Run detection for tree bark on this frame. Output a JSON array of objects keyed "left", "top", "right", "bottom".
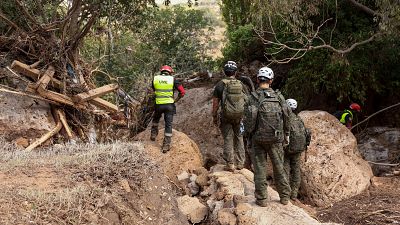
[{"left": 347, "top": 0, "right": 380, "bottom": 17}]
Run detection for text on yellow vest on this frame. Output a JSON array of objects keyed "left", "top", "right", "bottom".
[{"left": 153, "top": 75, "right": 174, "bottom": 104}]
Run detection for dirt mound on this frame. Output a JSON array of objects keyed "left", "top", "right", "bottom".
[
  {"left": 136, "top": 129, "right": 204, "bottom": 183},
  {"left": 0, "top": 91, "right": 55, "bottom": 142},
  {"left": 298, "top": 110, "right": 373, "bottom": 207},
  {"left": 318, "top": 176, "right": 400, "bottom": 225},
  {"left": 174, "top": 87, "right": 225, "bottom": 167},
  {"left": 0, "top": 140, "right": 188, "bottom": 225}
]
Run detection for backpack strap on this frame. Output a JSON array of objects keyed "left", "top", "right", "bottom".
[
  {"left": 220, "top": 79, "right": 230, "bottom": 105},
  {"left": 276, "top": 90, "right": 291, "bottom": 134}
]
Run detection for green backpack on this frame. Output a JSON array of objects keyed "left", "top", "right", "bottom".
[
  {"left": 221, "top": 79, "right": 245, "bottom": 121},
  {"left": 252, "top": 90, "right": 285, "bottom": 144},
  {"left": 287, "top": 112, "right": 308, "bottom": 153}
]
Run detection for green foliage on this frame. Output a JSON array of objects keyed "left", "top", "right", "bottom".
[
  {"left": 283, "top": 37, "right": 400, "bottom": 108},
  {"left": 82, "top": 5, "right": 215, "bottom": 95},
  {"left": 221, "top": 0, "right": 400, "bottom": 111},
  {"left": 222, "top": 24, "right": 263, "bottom": 63}
]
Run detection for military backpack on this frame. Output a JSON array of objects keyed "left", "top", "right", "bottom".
[
  {"left": 221, "top": 79, "right": 245, "bottom": 121},
  {"left": 287, "top": 112, "right": 308, "bottom": 153},
  {"left": 248, "top": 90, "right": 286, "bottom": 144}
]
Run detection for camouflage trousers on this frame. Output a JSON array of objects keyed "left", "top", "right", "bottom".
[
  {"left": 284, "top": 152, "right": 302, "bottom": 199},
  {"left": 251, "top": 141, "right": 290, "bottom": 201},
  {"left": 219, "top": 120, "right": 245, "bottom": 167}
]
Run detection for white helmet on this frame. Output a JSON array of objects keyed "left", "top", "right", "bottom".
[
  {"left": 286, "top": 98, "right": 297, "bottom": 110},
  {"left": 224, "top": 60, "right": 238, "bottom": 73},
  {"left": 257, "top": 67, "right": 274, "bottom": 80}
]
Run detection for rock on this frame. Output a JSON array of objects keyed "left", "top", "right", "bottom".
[
  {"left": 136, "top": 129, "right": 203, "bottom": 184},
  {"left": 193, "top": 166, "right": 208, "bottom": 176},
  {"left": 177, "top": 195, "right": 208, "bottom": 224},
  {"left": 118, "top": 179, "right": 131, "bottom": 192},
  {"left": 208, "top": 168, "right": 341, "bottom": 225},
  {"left": 233, "top": 195, "right": 255, "bottom": 206},
  {"left": 177, "top": 171, "right": 190, "bottom": 181},
  {"left": 0, "top": 92, "right": 55, "bottom": 141},
  {"left": 218, "top": 208, "right": 237, "bottom": 225},
  {"left": 210, "top": 171, "right": 245, "bottom": 197},
  {"left": 298, "top": 111, "right": 373, "bottom": 207},
  {"left": 195, "top": 172, "right": 209, "bottom": 187},
  {"left": 357, "top": 127, "right": 400, "bottom": 175},
  {"left": 201, "top": 180, "right": 218, "bottom": 197},
  {"left": 235, "top": 203, "right": 252, "bottom": 216},
  {"left": 188, "top": 181, "right": 200, "bottom": 196},
  {"left": 14, "top": 137, "right": 29, "bottom": 148},
  {"left": 189, "top": 174, "right": 198, "bottom": 183},
  {"left": 211, "top": 164, "right": 226, "bottom": 173},
  {"left": 208, "top": 200, "right": 224, "bottom": 220}
]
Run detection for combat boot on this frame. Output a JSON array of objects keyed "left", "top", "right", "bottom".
[
  {"left": 150, "top": 125, "right": 158, "bottom": 141},
  {"left": 255, "top": 198, "right": 268, "bottom": 207},
  {"left": 162, "top": 136, "right": 172, "bottom": 153},
  {"left": 280, "top": 198, "right": 289, "bottom": 205},
  {"left": 224, "top": 163, "right": 235, "bottom": 172}
]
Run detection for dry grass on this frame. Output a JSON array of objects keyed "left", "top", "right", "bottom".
[{"left": 0, "top": 138, "right": 164, "bottom": 224}]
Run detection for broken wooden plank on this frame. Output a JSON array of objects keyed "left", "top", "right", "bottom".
[
  {"left": 0, "top": 87, "right": 60, "bottom": 105},
  {"left": 29, "top": 60, "right": 42, "bottom": 69},
  {"left": 37, "top": 85, "right": 75, "bottom": 106},
  {"left": 57, "top": 110, "right": 73, "bottom": 139},
  {"left": 25, "top": 83, "right": 37, "bottom": 93},
  {"left": 11, "top": 60, "right": 41, "bottom": 80},
  {"left": 32, "top": 65, "right": 55, "bottom": 90},
  {"left": 73, "top": 83, "right": 119, "bottom": 103},
  {"left": 89, "top": 97, "right": 119, "bottom": 113},
  {"left": 25, "top": 116, "right": 62, "bottom": 151},
  {"left": 11, "top": 60, "right": 63, "bottom": 89}
]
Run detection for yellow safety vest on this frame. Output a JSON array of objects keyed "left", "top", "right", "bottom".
[
  {"left": 340, "top": 109, "right": 353, "bottom": 124},
  {"left": 153, "top": 75, "right": 174, "bottom": 105}
]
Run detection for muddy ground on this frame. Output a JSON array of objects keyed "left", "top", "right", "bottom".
[{"left": 318, "top": 176, "right": 400, "bottom": 225}]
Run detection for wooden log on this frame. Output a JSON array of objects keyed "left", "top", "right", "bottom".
[
  {"left": 11, "top": 60, "right": 63, "bottom": 89},
  {"left": 32, "top": 65, "right": 55, "bottom": 90},
  {"left": 25, "top": 83, "right": 37, "bottom": 93},
  {"left": 37, "top": 85, "right": 76, "bottom": 106},
  {"left": 77, "top": 127, "right": 86, "bottom": 140},
  {"left": 11, "top": 60, "right": 41, "bottom": 80},
  {"left": 89, "top": 97, "right": 119, "bottom": 113},
  {"left": 25, "top": 117, "right": 62, "bottom": 151},
  {"left": 73, "top": 83, "right": 119, "bottom": 103},
  {"left": 57, "top": 110, "right": 73, "bottom": 139},
  {"left": 0, "top": 87, "right": 60, "bottom": 105},
  {"left": 29, "top": 60, "right": 42, "bottom": 69}
]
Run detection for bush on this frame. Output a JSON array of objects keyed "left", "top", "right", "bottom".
[{"left": 222, "top": 24, "right": 264, "bottom": 63}]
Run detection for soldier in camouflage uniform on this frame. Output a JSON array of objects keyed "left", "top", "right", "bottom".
[
  {"left": 212, "top": 61, "right": 246, "bottom": 171},
  {"left": 244, "top": 67, "right": 291, "bottom": 206},
  {"left": 284, "top": 98, "right": 310, "bottom": 200}
]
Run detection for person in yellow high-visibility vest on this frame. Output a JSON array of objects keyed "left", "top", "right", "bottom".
[
  {"left": 150, "top": 65, "right": 186, "bottom": 153},
  {"left": 333, "top": 103, "right": 361, "bottom": 129}
]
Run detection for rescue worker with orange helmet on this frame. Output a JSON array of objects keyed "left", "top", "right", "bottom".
[{"left": 150, "top": 65, "right": 185, "bottom": 153}]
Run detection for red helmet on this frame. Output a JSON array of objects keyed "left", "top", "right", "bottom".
[
  {"left": 160, "top": 65, "right": 173, "bottom": 74},
  {"left": 349, "top": 103, "right": 361, "bottom": 112}
]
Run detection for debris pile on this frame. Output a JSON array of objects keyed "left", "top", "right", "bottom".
[
  {"left": 0, "top": 1, "right": 156, "bottom": 149},
  {"left": 0, "top": 59, "right": 152, "bottom": 150}
]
